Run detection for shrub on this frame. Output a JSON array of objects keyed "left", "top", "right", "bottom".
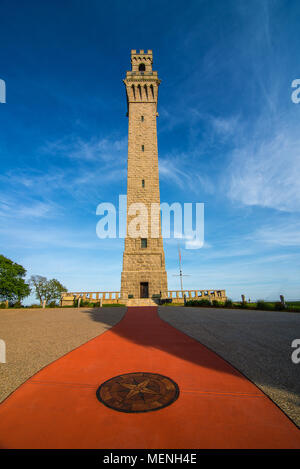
[
  {"left": 256, "top": 300, "right": 273, "bottom": 311},
  {"left": 79, "top": 300, "right": 91, "bottom": 307},
  {"left": 86, "top": 302, "right": 94, "bottom": 307},
  {"left": 212, "top": 300, "right": 223, "bottom": 307},
  {"left": 73, "top": 299, "right": 124, "bottom": 308},
  {"left": 256, "top": 300, "right": 265, "bottom": 310},
  {"left": 199, "top": 299, "right": 212, "bottom": 307},
  {"left": 11, "top": 301, "right": 23, "bottom": 308},
  {"left": 287, "top": 304, "right": 300, "bottom": 312},
  {"left": 224, "top": 299, "right": 233, "bottom": 308},
  {"left": 78, "top": 301, "right": 104, "bottom": 307},
  {"left": 167, "top": 302, "right": 183, "bottom": 306},
  {"left": 286, "top": 301, "right": 300, "bottom": 308},
  {"left": 274, "top": 302, "right": 285, "bottom": 311},
  {"left": 160, "top": 298, "right": 172, "bottom": 305},
  {"left": 47, "top": 301, "right": 58, "bottom": 308},
  {"left": 185, "top": 299, "right": 211, "bottom": 307}
]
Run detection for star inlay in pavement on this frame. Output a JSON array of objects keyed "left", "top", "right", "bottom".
[
  {"left": 96, "top": 372, "right": 179, "bottom": 413},
  {"left": 121, "top": 379, "right": 157, "bottom": 399}
]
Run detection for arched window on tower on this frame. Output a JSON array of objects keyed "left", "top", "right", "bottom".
[
  {"left": 139, "top": 63, "right": 146, "bottom": 72},
  {"left": 150, "top": 84, "right": 154, "bottom": 99},
  {"left": 144, "top": 84, "right": 148, "bottom": 99},
  {"left": 131, "top": 84, "right": 136, "bottom": 100},
  {"left": 137, "top": 84, "right": 142, "bottom": 99}
]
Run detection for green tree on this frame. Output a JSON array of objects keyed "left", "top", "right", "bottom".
[
  {"left": 30, "top": 275, "right": 67, "bottom": 305},
  {"left": 0, "top": 255, "right": 31, "bottom": 304}
]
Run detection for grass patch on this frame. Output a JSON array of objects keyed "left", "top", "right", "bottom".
[
  {"left": 102, "top": 303, "right": 126, "bottom": 307},
  {"left": 161, "top": 302, "right": 184, "bottom": 307}
]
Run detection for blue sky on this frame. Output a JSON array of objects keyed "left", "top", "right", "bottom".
[{"left": 1, "top": 0, "right": 300, "bottom": 302}]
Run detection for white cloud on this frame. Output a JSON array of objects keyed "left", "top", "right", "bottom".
[
  {"left": 209, "top": 115, "right": 240, "bottom": 137},
  {"left": 42, "top": 135, "right": 127, "bottom": 162},
  {"left": 184, "top": 238, "right": 204, "bottom": 249},
  {"left": 226, "top": 123, "right": 300, "bottom": 212},
  {"left": 0, "top": 197, "right": 57, "bottom": 219},
  {"left": 159, "top": 154, "right": 214, "bottom": 195},
  {"left": 0, "top": 221, "right": 124, "bottom": 251},
  {"left": 0, "top": 151, "right": 127, "bottom": 209},
  {"left": 250, "top": 223, "right": 300, "bottom": 247}
]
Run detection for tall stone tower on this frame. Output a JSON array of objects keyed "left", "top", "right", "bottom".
[{"left": 121, "top": 49, "right": 168, "bottom": 301}]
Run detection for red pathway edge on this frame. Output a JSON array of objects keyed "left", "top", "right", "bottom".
[{"left": 0, "top": 306, "right": 299, "bottom": 449}]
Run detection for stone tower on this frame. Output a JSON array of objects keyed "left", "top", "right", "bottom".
[{"left": 121, "top": 49, "right": 168, "bottom": 301}]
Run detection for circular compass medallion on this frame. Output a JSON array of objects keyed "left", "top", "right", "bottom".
[{"left": 96, "top": 372, "right": 179, "bottom": 413}]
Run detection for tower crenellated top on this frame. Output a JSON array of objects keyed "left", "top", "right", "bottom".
[
  {"left": 130, "top": 50, "right": 153, "bottom": 73},
  {"left": 125, "top": 49, "right": 158, "bottom": 79}
]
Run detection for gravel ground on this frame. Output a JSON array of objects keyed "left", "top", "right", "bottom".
[
  {"left": 0, "top": 307, "right": 126, "bottom": 403},
  {"left": 159, "top": 306, "right": 300, "bottom": 427}
]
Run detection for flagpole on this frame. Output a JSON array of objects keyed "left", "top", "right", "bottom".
[{"left": 178, "top": 243, "right": 183, "bottom": 292}]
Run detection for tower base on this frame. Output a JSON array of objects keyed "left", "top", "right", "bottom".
[{"left": 121, "top": 270, "right": 168, "bottom": 301}]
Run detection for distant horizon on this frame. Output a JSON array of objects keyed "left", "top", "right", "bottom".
[{"left": 1, "top": 0, "right": 300, "bottom": 304}]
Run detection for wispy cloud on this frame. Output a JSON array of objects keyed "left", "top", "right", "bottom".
[
  {"left": 0, "top": 222, "right": 123, "bottom": 251},
  {"left": 209, "top": 115, "right": 240, "bottom": 138},
  {"left": 159, "top": 153, "right": 214, "bottom": 195},
  {"left": 226, "top": 122, "right": 300, "bottom": 212},
  {"left": 0, "top": 134, "right": 128, "bottom": 208},
  {"left": 42, "top": 135, "right": 127, "bottom": 162},
  {"left": 250, "top": 222, "right": 300, "bottom": 247},
  {"left": 0, "top": 196, "right": 58, "bottom": 219}
]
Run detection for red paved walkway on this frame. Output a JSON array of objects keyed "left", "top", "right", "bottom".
[{"left": 0, "top": 307, "right": 299, "bottom": 448}]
